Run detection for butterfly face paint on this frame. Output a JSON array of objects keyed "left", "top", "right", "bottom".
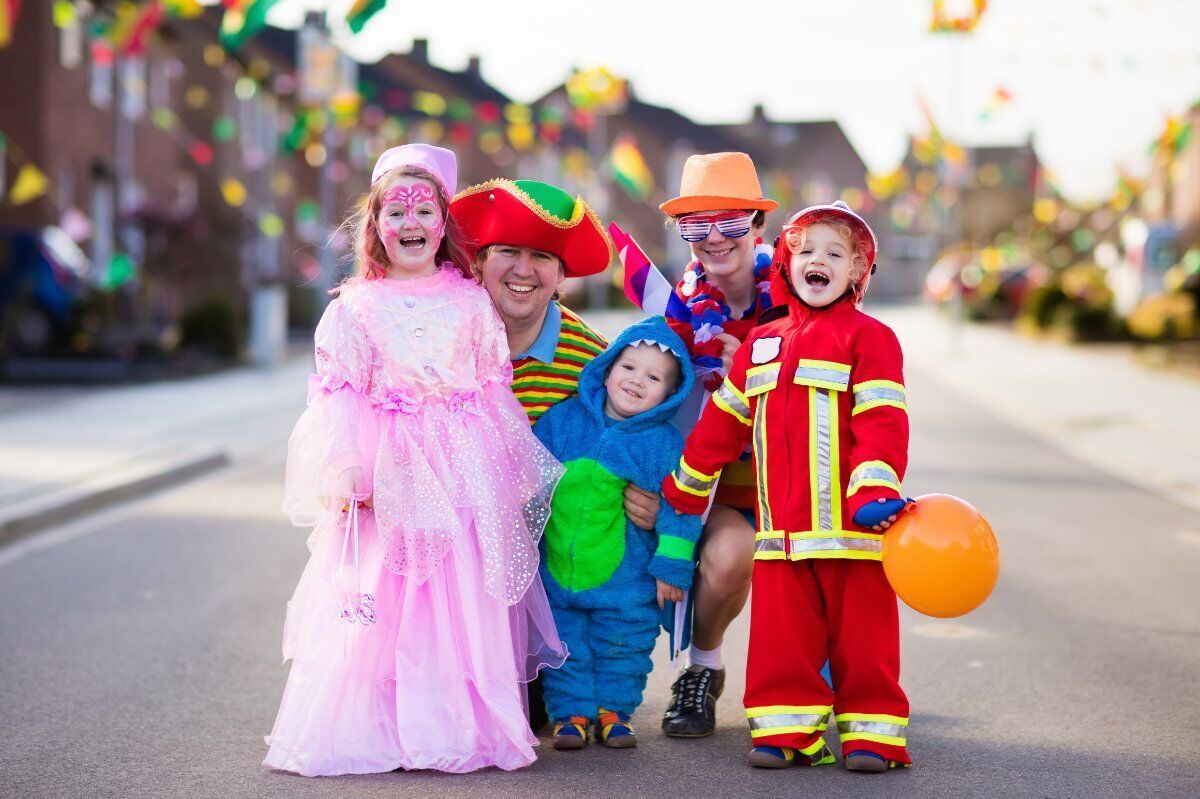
[{"left": 376, "top": 177, "right": 443, "bottom": 278}]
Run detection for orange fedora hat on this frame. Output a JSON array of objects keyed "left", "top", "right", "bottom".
[{"left": 659, "top": 152, "right": 779, "bottom": 216}]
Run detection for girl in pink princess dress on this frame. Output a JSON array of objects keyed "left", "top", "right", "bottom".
[{"left": 264, "top": 144, "right": 567, "bottom": 777}]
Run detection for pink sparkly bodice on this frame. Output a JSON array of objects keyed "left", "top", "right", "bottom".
[{"left": 284, "top": 267, "right": 562, "bottom": 606}]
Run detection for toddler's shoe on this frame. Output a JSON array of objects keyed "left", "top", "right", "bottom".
[
  {"left": 597, "top": 708, "right": 636, "bottom": 749},
  {"left": 747, "top": 746, "right": 797, "bottom": 769},
  {"left": 551, "top": 716, "right": 590, "bottom": 750},
  {"left": 748, "top": 742, "right": 836, "bottom": 769},
  {"left": 844, "top": 750, "right": 889, "bottom": 772}
]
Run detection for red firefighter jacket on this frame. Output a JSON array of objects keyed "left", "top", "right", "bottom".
[{"left": 662, "top": 288, "right": 909, "bottom": 563}]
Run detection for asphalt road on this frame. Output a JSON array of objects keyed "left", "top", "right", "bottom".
[{"left": 2, "top": 364, "right": 1199, "bottom": 799}]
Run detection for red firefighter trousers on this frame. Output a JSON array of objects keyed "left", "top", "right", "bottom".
[{"left": 744, "top": 558, "right": 911, "bottom": 765}]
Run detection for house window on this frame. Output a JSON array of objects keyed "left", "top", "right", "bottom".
[
  {"left": 119, "top": 56, "right": 147, "bottom": 120},
  {"left": 89, "top": 42, "right": 113, "bottom": 108},
  {"left": 91, "top": 178, "right": 114, "bottom": 279},
  {"left": 150, "top": 57, "right": 178, "bottom": 109},
  {"left": 59, "top": 15, "right": 83, "bottom": 69}
]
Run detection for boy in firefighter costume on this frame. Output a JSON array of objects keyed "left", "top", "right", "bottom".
[
  {"left": 662, "top": 201, "right": 912, "bottom": 772},
  {"left": 534, "top": 317, "right": 702, "bottom": 749}
]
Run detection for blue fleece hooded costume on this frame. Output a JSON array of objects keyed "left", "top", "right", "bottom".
[{"left": 533, "top": 316, "right": 703, "bottom": 720}]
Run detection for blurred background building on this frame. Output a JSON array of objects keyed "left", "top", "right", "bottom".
[{"left": 0, "top": 0, "right": 1197, "bottom": 378}]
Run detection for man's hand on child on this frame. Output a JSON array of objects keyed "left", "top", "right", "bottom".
[
  {"left": 624, "top": 485, "right": 660, "bottom": 531},
  {"left": 656, "top": 579, "right": 684, "bottom": 609},
  {"left": 853, "top": 497, "right": 913, "bottom": 532}
]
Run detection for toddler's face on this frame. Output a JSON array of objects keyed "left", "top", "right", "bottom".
[
  {"left": 603, "top": 344, "right": 677, "bottom": 420},
  {"left": 376, "top": 176, "right": 443, "bottom": 278},
  {"left": 789, "top": 222, "right": 853, "bottom": 307}
]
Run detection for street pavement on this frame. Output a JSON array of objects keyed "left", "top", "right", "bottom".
[{"left": 1, "top": 306, "right": 1199, "bottom": 798}]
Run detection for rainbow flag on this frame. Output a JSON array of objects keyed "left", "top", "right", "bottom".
[
  {"left": 608, "top": 135, "right": 654, "bottom": 200},
  {"left": 346, "top": 0, "right": 387, "bottom": 33},
  {"left": 220, "top": 0, "right": 281, "bottom": 50},
  {"left": 0, "top": 0, "right": 22, "bottom": 49},
  {"left": 610, "top": 222, "right": 688, "bottom": 321}
]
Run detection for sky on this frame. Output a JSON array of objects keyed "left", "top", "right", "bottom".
[{"left": 255, "top": 0, "right": 1200, "bottom": 204}]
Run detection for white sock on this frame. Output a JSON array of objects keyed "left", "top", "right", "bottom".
[{"left": 688, "top": 644, "right": 723, "bottom": 671}]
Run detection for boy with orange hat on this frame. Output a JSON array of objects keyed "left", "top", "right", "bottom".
[
  {"left": 656, "top": 152, "right": 778, "bottom": 739},
  {"left": 662, "top": 201, "right": 913, "bottom": 772}
]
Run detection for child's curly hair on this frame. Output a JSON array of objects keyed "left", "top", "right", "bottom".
[
  {"left": 339, "top": 165, "right": 473, "bottom": 287},
  {"left": 781, "top": 210, "right": 874, "bottom": 303}
]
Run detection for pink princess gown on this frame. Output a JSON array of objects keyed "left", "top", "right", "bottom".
[{"left": 264, "top": 267, "right": 567, "bottom": 776}]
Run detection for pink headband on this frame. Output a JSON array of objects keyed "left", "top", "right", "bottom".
[{"left": 370, "top": 143, "right": 458, "bottom": 198}]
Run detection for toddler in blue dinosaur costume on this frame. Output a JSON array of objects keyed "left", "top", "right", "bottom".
[{"left": 533, "top": 316, "right": 703, "bottom": 750}]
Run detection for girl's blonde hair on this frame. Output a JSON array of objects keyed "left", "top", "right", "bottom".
[{"left": 339, "top": 166, "right": 472, "bottom": 287}]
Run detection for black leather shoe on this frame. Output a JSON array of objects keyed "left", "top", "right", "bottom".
[{"left": 661, "top": 667, "right": 725, "bottom": 737}]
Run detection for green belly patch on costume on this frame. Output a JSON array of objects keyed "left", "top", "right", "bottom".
[{"left": 545, "top": 458, "right": 629, "bottom": 592}]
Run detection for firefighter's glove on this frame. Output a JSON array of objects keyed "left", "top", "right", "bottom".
[{"left": 853, "top": 497, "right": 912, "bottom": 531}]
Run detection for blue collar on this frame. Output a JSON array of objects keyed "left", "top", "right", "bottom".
[{"left": 514, "top": 302, "right": 562, "bottom": 363}]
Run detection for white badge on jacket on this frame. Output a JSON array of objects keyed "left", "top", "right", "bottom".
[{"left": 751, "top": 336, "right": 782, "bottom": 365}]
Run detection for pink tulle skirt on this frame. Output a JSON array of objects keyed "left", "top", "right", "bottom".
[{"left": 263, "top": 506, "right": 567, "bottom": 776}]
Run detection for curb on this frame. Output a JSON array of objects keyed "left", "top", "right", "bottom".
[{"left": 0, "top": 448, "right": 231, "bottom": 548}]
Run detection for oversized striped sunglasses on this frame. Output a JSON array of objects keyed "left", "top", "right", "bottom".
[{"left": 675, "top": 210, "right": 757, "bottom": 243}]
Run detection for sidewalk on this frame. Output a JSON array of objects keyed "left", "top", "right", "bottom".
[
  {"left": 0, "top": 355, "right": 310, "bottom": 545},
  {"left": 876, "top": 304, "right": 1200, "bottom": 513},
  {"left": 2, "top": 303, "right": 1197, "bottom": 548}
]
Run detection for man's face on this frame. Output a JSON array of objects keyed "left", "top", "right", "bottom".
[{"left": 477, "top": 245, "right": 565, "bottom": 326}]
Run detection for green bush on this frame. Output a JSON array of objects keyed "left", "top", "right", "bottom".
[
  {"left": 179, "top": 295, "right": 244, "bottom": 358},
  {"left": 1054, "top": 302, "right": 1117, "bottom": 342},
  {"left": 1019, "top": 283, "right": 1067, "bottom": 330}
]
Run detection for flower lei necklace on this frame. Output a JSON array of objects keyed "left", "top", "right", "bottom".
[{"left": 675, "top": 238, "right": 775, "bottom": 391}]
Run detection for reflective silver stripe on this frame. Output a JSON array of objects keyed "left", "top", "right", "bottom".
[
  {"left": 837, "top": 720, "right": 907, "bottom": 738},
  {"left": 715, "top": 382, "right": 751, "bottom": 419},
  {"left": 790, "top": 536, "right": 882, "bottom": 554},
  {"left": 754, "top": 536, "right": 786, "bottom": 555},
  {"left": 673, "top": 468, "right": 715, "bottom": 493},
  {"left": 848, "top": 463, "right": 899, "bottom": 494},
  {"left": 745, "top": 366, "right": 779, "bottom": 394},
  {"left": 815, "top": 390, "right": 834, "bottom": 531},
  {"left": 747, "top": 711, "right": 829, "bottom": 732},
  {"left": 796, "top": 366, "right": 850, "bottom": 389},
  {"left": 854, "top": 386, "right": 905, "bottom": 406},
  {"left": 754, "top": 394, "right": 772, "bottom": 531}
]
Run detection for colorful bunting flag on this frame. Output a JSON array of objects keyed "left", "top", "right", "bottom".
[
  {"left": 8, "top": 163, "right": 48, "bottom": 206},
  {"left": 930, "top": 0, "right": 988, "bottom": 33},
  {"left": 220, "top": 0, "right": 282, "bottom": 51},
  {"left": 220, "top": 177, "right": 248, "bottom": 207},
  {"left": 608, "top": 135, "right": 654, "bottom": 201},
  {"left": 114, "top": 1, "right": 164, "bottom": 56},
  {"left": 979, "top": 85, "right": 1013, "bottom": 121},
  {"left": 0, "top": 0, "right": 22, "bottom": 49},
  {"left": 163, "top": 0, "right": 203, "bottom": 18},
  {"left": 346, "top": 0, "right": 387, "bottom": 34}
]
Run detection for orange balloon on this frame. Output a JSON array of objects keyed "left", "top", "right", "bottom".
[{"left": 881, "top": 494, "right": 999, "bottom": 618}]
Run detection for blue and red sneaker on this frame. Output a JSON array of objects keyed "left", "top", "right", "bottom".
[
  {"left": 597, "top": 708, "right": 636, "bottom": 749},
  {"left": 551, "top": 716, "right": 589, "bottom": 750}
]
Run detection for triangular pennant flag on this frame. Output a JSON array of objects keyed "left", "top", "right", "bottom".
[
  {"left": 220, "top": 0, "right": 282, "bottom": 50},
  {"left": 8, "top": 163, "right": 49, "bottom": 206},
  {"left": 346, "top": 0, "right": 386, "bottom": 34}
]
